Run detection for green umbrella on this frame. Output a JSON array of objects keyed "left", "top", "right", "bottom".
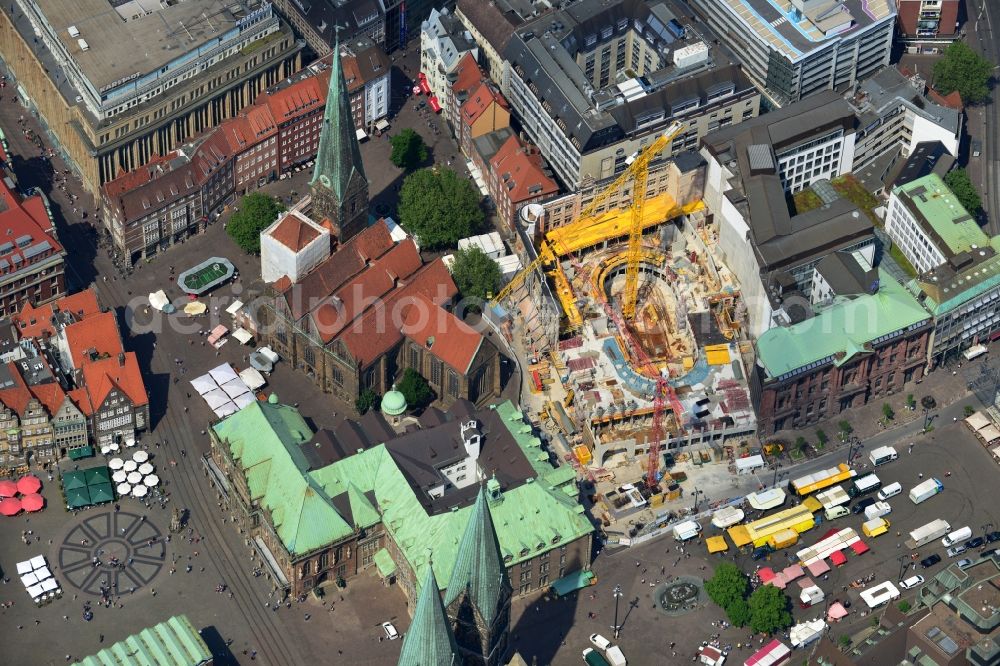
[
  {"left": 84, "top": 466, "right": 111, "bottom": 486},
  {"left": 65, "top": 486, "right": 91, "bottom": 509},
  {"left": 62, "top": 470, "right": 87, "bottom": 491},
  {"left": 88, "top": 483, "right": 115, "bottom": 504}
]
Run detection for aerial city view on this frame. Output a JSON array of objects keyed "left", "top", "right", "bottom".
[{"left": 0, "top": 0, "right": 999, "bottom": 664}]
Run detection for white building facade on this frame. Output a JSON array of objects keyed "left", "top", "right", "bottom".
[
  {"left": 260, "top": 211, "right": 331, "bottom": 284},
  {"left": 884, "top": 195, "right": 947, "bottom": 274},
  {"left": 419, "top": 8, "right": 478, "bottom": 104}
]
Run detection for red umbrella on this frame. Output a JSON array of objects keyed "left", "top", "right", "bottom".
[
  {"left": 0, "top": 497, "right": 21, "bottom": 516},
  {"left": 0, "top": 480, "right": 16, "bottom": 497},
  {"left": 20, "top": 493, "right": 43, "bottom": 512},
  {"left": 16, "top": 475, "right": 41, "bottom": 495}
]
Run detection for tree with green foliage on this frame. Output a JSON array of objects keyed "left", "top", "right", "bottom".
[
  {"left": 389, "top": 128, "right": 429, "bottom": 170},
  {"left": 945, "top": 168, "right": 983, "bottom": 217},
  {"left": 356, "top": 389, "right": 380, "bottom": 415},
  {"left": 795, "top": 436, "right": 808, "bottom": 455},
  {"left": 907, "top": 394, "right": 916, "bottom": 410},
  {"left": 725, "top": 597, "right": 751, "bottom": 627},
  {"left": 398, "top": 168, "right": 484, "bottom": 250},
  {"left": 882, "top": 403, "right": 895, "bottom": 421},
  {"left": 839, "top": 634, "right": 852, "bottom": 649},
  {"left": 705, "top": 563, "right": 749, "bottom": 615},
  {"left": 451, "top": 246, "right": 503, "bottom": 310},
  {"left": 816, "top": 429, "right": 828, "bottom": 446},
  {"left": 965, "top": 404, "right": 976, "bottom": 417},
  {"left": 397, "top": 368, "right": 433, "bottom": 410},
  {"left": 747, "top": 584, "right": 793, "bottom": 635},
  {"left": 226, "top": 192, "right": 285, "bottom": 254},
  {"left": 933, "top": 42, "right": 993, "bottom": 104},
  {"left": 897, "top": 600, "right": 911, "bottom": 613},
  {"left": 838, "top": 420, "right": 853, "bottom": 440}
]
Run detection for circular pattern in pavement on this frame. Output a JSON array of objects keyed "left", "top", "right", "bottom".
[
  {"left": 655, "top": 575, "right": 704, "bottom": 616},
  {"left": 58, "top": 509, "right": 167, "bottom": 595}
]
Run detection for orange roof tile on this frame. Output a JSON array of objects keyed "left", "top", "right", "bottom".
[
  {"left": 13, "top": 289, "right": 101, "bottom": 339},
  {"left": 69, "top": 387, "right": 93, "bottom": 416},
  {"left": 402, "top": 293, "right": 484, "bottom": 374},
  {"left": 266, "top": 72, "right": 327, "bottom": 123},
  {"left": 0, "top": 177, "right": 64, "bottom": 275},
  {"left": 928, "top": 87, "right": 964, "bottom": 111},
  {"left": 451, "top": 53, "right": 484, "bottom": 98},
  {"left": 489, "top": 135, "right": 559, "bottom": 205},
  {"left": 81, "top": 352, "right": 147, "bottom": 410},
  {"left": 64, "top": 311, "right": 123, "bottom": 369},
  {"left": 461, "top": 83, "right": 508, "bottom": 127},
  {"left": 268, "top": 212, "right": 325, "bottom": 252},
  {"left": 30, "top": 380, "right": 67, "bottom": 416}
]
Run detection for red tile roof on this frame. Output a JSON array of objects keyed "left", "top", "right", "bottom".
[
  {"left": 928, "top": 87, "right": 964, "bottom": 111},
  {"left": 461, "top": 82, "right": 508, "bottom": 127},
  {"left": 268, "top": 211, "right": 325, "bottom": 252},
  {"left": 81, "top": 352, "right": 147, "bottom": 410},
  {"left": 266, "top": 74, "right": 325, "bottom": 124},
  {"left": 402, "top": 293, "right": 484, "bottom": 374},
  {"left": 30, "top": 379, "right": 67, "bottom": 416},
  {"left": 0, "top": 176, "right": 64, "bottom": 277},
  {"left": 0, "top": 363, "right": 31, "bottom": 414},
  {"left": 63, "top": 311, "right": 123, "bottom": 369},
  {"left": 451, "top": 53, "right": 484, "bottom": 100},
  {"left": 101, "top": 153, "right": 176, "bottom": 199},
  {"left": 13, "top": 289, "right": 100, "bottom": 339},
  {"left": 489, "top": 135, "right": 559, "bottom": 205},
  {"left": 69, "top": 387, "right": 93, "bottom": 416}
]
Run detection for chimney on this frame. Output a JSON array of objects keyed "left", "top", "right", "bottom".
[{"left": 118, "top": 352, "right": 125, "bottom": 366}]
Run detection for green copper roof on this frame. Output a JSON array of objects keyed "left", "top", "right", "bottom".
[
  {"left": 442, "top": 485, "right": 511, "bottom": 624},
  {"left": 397, "top": 566, "right": 458, "bottom": 666},
  {"left": 756, "top": 270, "right": 931, "bottom": 379},
  {"left": 347, "top": 481, "right": 381, "bottom": 528},
  {"left": 311, "top": 40, "right": 367, "bottom": 201},
  {"left": 893, "top": 174, "right": 988, "bottom": 256},
  {"left": 374, "top": 548, "right": 397, "bottom": 577},
  {"left": 73, "top": 615, "right": 211, "bottom": 666},
  {"left": 382, "top": 387, "right": 408, "bottom": 416},
  {"left": 910, "top": 236, "right": 1000, "bottom": 315}
]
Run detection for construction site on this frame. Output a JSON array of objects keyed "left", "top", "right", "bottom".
[{"left": 488, "top": 123, "right": 758, "bottom": 527}]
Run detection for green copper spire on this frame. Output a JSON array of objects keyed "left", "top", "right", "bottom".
[
  {"left": 311, "top": 38, "right": 367, "bottom": 201},
  {"left": 398, "top": 565, "right": 458, "bottom": 666},
  {"left": 443, "top": 485, "right": 512, "bottom": 625}
]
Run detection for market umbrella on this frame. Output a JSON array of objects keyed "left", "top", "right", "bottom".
[
  {"left": 17, "top": 475, "right": 41, "bottom": 495},
  {"left": 116, "top": 483, "right": 131, "bottom": 496},
  {"left": 131, "top": 485, "right": 148, "bottom": 498},
  {"left": 84, "top": 467, "right": 111, "bottom": 486},
  {"left": 143, "top": 474, "right": 159, "bottom": 487},
  {"left": 132, "top": 450, "right": 149, "bottom": 463},
  {"left": 88, "top": 483, "right": 115, "bottom": 504},
  {"left": 108, "top": 442, "right": 120, "bottom": 452},
  {"left": 184, "top": 301, "right": 207, "bottom": 315},
  {"left": 108, "top": 458, "right": 125, "bottom": 470},
  {"left": 100, "top": 446, "right": 111, "bottom": 455},
  {"left": 126, "top": 471, "right": 142, "bottom": 485},
  {"left": 20, "top": 493, "right": 44, "bottom": 512},
  {"left": 61, "top": 470, "right": 87, "bottom": 491},
  {"left": 138, "top": 463, "right": 154, "bottom": 475},
  {"left": 0, "top": 497, "right": 22, "bottom": 515},
  {"left": 65, "top": 487, "right": 90, "bottom": 509},
  {"left": 112, "top": 471, "right": 128, "bottom": 483},
  {"left": 0, "top": 479, "right": 17, "bottom": 497},
  {"left": 123, "top": 460, "right": 137, "bottom": 472}
]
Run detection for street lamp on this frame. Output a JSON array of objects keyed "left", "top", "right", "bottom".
[
  {"left": 922, "top": 407, "right": 933, "bottom": 432},
  {"left": 771, "top": 462, "right": 781, "bottom": 488},
  {"left": 612, "top": 584, "right": 623, "bottom": 639},
  {"left": 898, "top": 554, "right": 910, "bottom": 582},
  {"left": 845, "top": 435, "right": 859, "bottom": 464},
  {"left": 692, "top": 487, "right": 702, "bottom": 512}
]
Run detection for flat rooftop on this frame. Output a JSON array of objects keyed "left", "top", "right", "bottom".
[
  {"left": 894, "top": 173, "right": 988, "bottom": 258},
  {"left": 37, "top": 0, "right": 255, "bottom": 90},
  {"left": 716, "top": 0, "right": 894, "bottom": 61}
]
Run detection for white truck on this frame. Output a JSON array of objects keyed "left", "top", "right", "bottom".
[
  {"left": 909, "top": 478, "right": 944, "bottom": 504},
  {"left": 859, "top": 581, "right": 900, "bottom": 609},
  {"left": 864, "top": 501, "right": 892, "bottom": 520},
  {"left": 906, "top": 519, "right": 951, "bottom": 549},
  {"left": 672, "top": 520, "right": 702, "bottom": 541},
  {"left": 605, "top": 645, "right": 627, "bottom": 666},
  {"left": 869, "top": 445, "right": 898, "bottom": 466}
]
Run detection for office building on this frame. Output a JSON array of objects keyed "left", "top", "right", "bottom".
[
  {"left": 455, "top": 0, "right": 540, "bottom": 90},
  {"left": 689, "top": 0, "right": 895, "bottom": 104}
]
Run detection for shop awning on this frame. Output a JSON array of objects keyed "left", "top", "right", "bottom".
[
  {"left": 419, "top": 79, "right": 431, "bottom": 95},
  {"left": 65, "top": 487, "right": 91, "bottom": 509},
  {"left": 551, "top": 569, "right": 596, "bottom": 597},
  {"left": 61, "top": 470, "right": 87, "bottom": 491},
  {"left": 781, "top": 564, "right": 804, "bottom": 581},
  {"left": 849, "top": 540, "right": 870, "bottom": 555},
  {"left": 232, "top": 327, "right": 253, "bottom": 345},
  {"left": 252, "top": 536, "right": 289, "bottom": 588},
  {"left": 375, "top": 118, "right": 390, "bottom": 131},
  {"left": 374, "top": 549, "right": 396, "bottom": 578},
  {"left": 807, "top": 559, "right": 830, "bottom": 576},
  {"left": 706, "top": 536, "right": 728, "bottom": 553},
  {"left": 829, "top": 550, "right": 847, "bottom": 566},
  {"left": 226, "top": 299, "right": 244, "bottom": 315},
  {"left": 758, "top": 567, "right": 776, "bottom": 583},
  {"left": 356, "top": 128, "right": 368, "bottom": 141},
  {"left": 239, "top": 367, "right": 267, "bottom": 390},
  {"left": 68, "top": 446, "right": 94, "bottom": 460},
  {"left": 827, "top": 602, "right": 848, "bottom": 621},
  {"left": 428, "top": 96, "right": 441, "bottom": 113}
]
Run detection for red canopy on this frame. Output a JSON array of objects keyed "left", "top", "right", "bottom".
[
  {"left": 807, "top": 559, "right": 830, "bottom": 576},
  {"left": 419, "top": 78, "right": 431, "bottom": 95},
  {"left": 827, "top": 602, "right": 849, "bottom": 620},
  {"left": 428, "top": 96, "right": 442, "bottom": 113},
  {"left": 0, "top": 480, "right": 16, "bottom": 497},
  {"left": 758, "top": 567, "right": 776, "bottom": 583},
  {"left": 850, "top": 540, "right": 870, "bottom": 555},
  {"left": 0, "top": 497, "right": 21, "bottom": 516},
  {"left": 781, "top": 564, "right": 804, "bottom": 580},
  {"left": 830, "top": 550, "right": 848, "bottom": 566},
  {"left": 16, "top": 475, "right": 41, "bottom": 495},
  {"left": 20, "top": 493, "right": 43, "bottom": 512}
]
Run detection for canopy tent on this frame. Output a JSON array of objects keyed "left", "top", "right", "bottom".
[
  {"left": 21, "top": 572, "right": 38, "bottom": 587},
  {"left": 116, "top": 483, "right": 132, "bottom": 496},
  {"left": 550, "top": 569, "right": 596, "bottom": 597},
  {"left": 183, "top": 301, "right": 207, "bottom": 316},
  {"left": 16, "top": 561, "right": 32, "bottom": 575},
  {"left": 829, "top": 550, "right": 848, "bottom": 566},
  {"left": 132, "top": 450, "right": 149, "bottom": 463},
  {"left": 65, "top": 487, "right": 91, "bottom": 509},
  {"left": 234, "top": 392, "right": 257, "bottom": 409},
  {"left": 249, "top": 352, "right": 273, "bottom": 373},
  {"left": 26, "top": 583, "right": 44, "bottom": 599},
  {"left": 807, "top": 559, "right": 830, "bottom": 576},
  {"left": 34, "top": 566, "right": 50, "bottom": 580},
  {"left": 966, "top": 412, "right": 991, "bottom": 430},
  {"left": 67, "top": 445, "right": 94, "bottom": 460},
  {"left": 796, "top": 576, "right": 815, "bottom": 589},
  {"left": 226, "top": 300, "right": 244, "bottom": 316},
  {"left": 849, "top": 540, "right": 870, "bottom": 555},
  {"left": 758, "top": 567, "right": 776, "bottom": 584},
  {"left": 20, "top": 493, "right": 43, "bottom": 512},
  {"left": 84, "top": 467, "right": 111, "bottom": 486},
  {"left": 61, "top": 470, "right": 87, "bottom": 491},
  {"left": 0, "top": 479, "right": 16, "bottom": 496},
  {"left": 29, "top": 555, "right": 45, "bottom": 570},
  {"left": 144, "top": 474, "right": 160, "bottom": 487},
  {"left": 232, "top": 327, "right": 253, "bottom": 345},
  {"left": 746, "top": 488, "right": 786, "bottom": 511},
  {"left": 239, "top": 367, "right": 266, "bottom": 390},
  {"left": 89, "top": 483, "right": 115, "bottom": 504},
  {"left": 220, "top": 377, "right": 250, "bottom": 398},
  {"left": 190, "top": 374, "right": 218, "bottom": 395},
  {"left": 40, "top": 578, "right": 57, "bottom": 592},
  {"left": 781, "top": 564, "right": 804, "bottom": 581},
  {"left": 706, "top": 535, "right": 729, "bottom": 553},
  {"left": 827, "top": 602, "right": 849, "bottom": 620},
  {"left": 17, "top": 475, "right": 41, "bottom": 494},
  {"left": 148, "top": 290, "right": 173, "bottom": 312},
  {"left": 375, "top": 118, "right": 390, "bottom": 132},
  {"left": 979, "top": 425, "right": 1000, "bottom": 444},
  {"left": 207, "top": 325, "right": 229, "bottom": 347},
  {"left": 0, "top": 497, "right": 21, "bottom": 515},
  {"left": 209, "top": 363, "right": 240, "bottom": 385},
  {"left": 138, "top": 462, "right": 154, "bottom": 475},
  {"left": 202, "top": 389, "right": 231, "bottom": 410},
  {"left": 214, "top": 402, "right": 239, "bottom": 418}
]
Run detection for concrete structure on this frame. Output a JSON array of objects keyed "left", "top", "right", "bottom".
[
  {"left": 752, "top": 269, "right": 931, "bottom": 434},
  {"left": 896, "top": 0, "right": 961, "bottom": 48},
  {"left": 689, "top": 0, "right": 896, "bottom": 104},
  {"left": 208, "top": 396, "right": 591, "bottom": 607},
  {"left": 0, "top": 1, "right": 304, "bottom": 196},
  {"left": 700, "top": 91, "right": 874, "bottom": 337},
  {"left": 420, "top": 8, "right": 479, "bottom": 112},
  {"left": 503, "top": 0, "right": 760, "bottom": 190},
  {"left": 260, "top": 211, "right": 332, "bottom": 284}
]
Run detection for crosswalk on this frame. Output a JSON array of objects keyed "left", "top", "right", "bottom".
[{"left": 771, "top": 16, "right": 788, "bottom": 27}]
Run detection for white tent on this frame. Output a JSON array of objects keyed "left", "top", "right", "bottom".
[
  {"left": 29, "top": 555, "right": 45, "bottom": 570},
  {"left": 16, "top": 561, "right": 32, "bottom": 575},
  {"left": 21, "top": 572, "right": 38, "bottom": 587},
  {"left": 220, "top": 378, "right": 250, "bottom": 399},
  {"left": 190, "top": 374, "right": 217, "bottom": 395},
  {"left": 214, "top": 402, "right": 239, "bottom": 418},
  {"left": 40, "top": 578, "right": 57, "bottom": 592},
  {"left": 234, "top": 392, "right": 257, "bottom": 409},
  {"left": 225, "top": 299, "right": 244, "bottom": 316},
  {"left": 232, "top": 327, "right": 253, "bottom": 345},
  {"left": 34, "top": 566, "right": 51, "bottom": 580},
  {"left": 26, "top": 584, "right": 44, "bottom": 599},
  {"left": 239, "top": 367, "right": 266, "bottom": 390},
  {"left": 208, "top": 363, "right": 239, "bottom": 385},
  {"left": 202, "top": 389, "right": 231, "bottom": 410},
  {"left": 148, "top": 290, "right": 170, "bottom": 312}
]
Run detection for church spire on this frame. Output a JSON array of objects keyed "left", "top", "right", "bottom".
[
  {"left": 309, "top": 34, "right": 369, "bottom": 242},
  {"left": 397, "top": 564, "right": 458, "bottom": 666}
]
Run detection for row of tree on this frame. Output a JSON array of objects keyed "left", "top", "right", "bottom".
[{"left": 705, "top": 563, "right": 793, "bottom": 635}]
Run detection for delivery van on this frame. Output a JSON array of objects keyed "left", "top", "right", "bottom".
[
  {"left": 942, "top": 526, "right": 973, "bottom": 547},
  {"left": 877, "top": 482, "right": 902, "bottom": 500},
  {"left": 862, "top": 517, "right": 890, "bottom": 538},
  {"left": 824, "top": 505, "right": 850, "bottom": 520}
]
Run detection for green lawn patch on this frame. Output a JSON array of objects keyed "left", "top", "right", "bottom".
[{"left": 889, "top": 244, "right": 918, "bottom": 277}]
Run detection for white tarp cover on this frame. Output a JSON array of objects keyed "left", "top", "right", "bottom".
[
  {"left": 21, "top": 573, "right": 37, "bottom": 586},
  {"left": 239, "top": 367, "right": 266, "bottom": 390},
  {"left": 220, "top": 378, "right": 250, "bottom": 399},
  {"left": 232, "top": 327, "right": 253, "bottom": 345},
  {"left": 148, "top": 290, "right": 170, "bottom": 311},
  {"left": 202, "top": 389, "right": 231, "bottom": 410},
  {"left": 190, "top": 375, "right": 218, "bottom": 395},
  {"left": 16, "top": 560, "right": 32, "bottom": 575},
  {"left": 226, "top": 299, "right": 244, "bottom": 315},
  {"left": 214, "top": 402, "right": 239, "bottom": 418},
  {"left": 29, "top": 555, "right": 45, "bottom": 569},
  {"left": 208, "top": 363, "right": 239, "bottom": 385},
  {"left": 234, "top": 393, "right": 257, "bottom": 409},
  {"left": 40, "top": 578, "right": 57, "bottom": 592},
  {"left": 26, "top": 583, "right": 44, "bottom": 599},
  {"left": 257, "top": 347, "right": 279, "bottom": 363},
  {"left": 34, "top": 566, "right": 51, "bottom": 580}
]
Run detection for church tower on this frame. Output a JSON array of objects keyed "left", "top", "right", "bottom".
[
  {"left": 397, "top": 564, "right": 459, "bottom": 666},
  {"left": 310, "top": 38, "right": 369, "bottom": 243},
  {"left": 443, "top": 482, "right": 513, "bottom": 666}
]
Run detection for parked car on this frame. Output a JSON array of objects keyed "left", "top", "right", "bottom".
[
  {"left": 957, "top": 558, "right": 974, "bottom": 569},
  {"left": 751, "top": 545, "right": 774, "bottom": 560},
  {"left": 986, "top": 531, "right": 1000, "bottom": 544},
  {"left": 852, "top": 497, "right": 876, "bottom": 515},
  {"left": 590, "top": 634, "right": 613, "bottom": 651},
  {"left": 920, "top": 554, "right": 942, "bottom": 568},
  {"left": 967, "top": 537, "right": 986, "bottom": 549},
  {"left": 382, "top": 622, "right": 399, "bottom": 640},
  {"left": 947, "top": 544, "right": 968, "bottom": 557},
  {"left": 899, "top": 575, "right": 924, "bottom": 590}
]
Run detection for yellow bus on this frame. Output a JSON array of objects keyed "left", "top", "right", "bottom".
[
  {"left": 788, "top": 464, "right": 855, "bottom": 496},
  {"left": 727, "top": 504, "right": 816, "bottom": 549}
]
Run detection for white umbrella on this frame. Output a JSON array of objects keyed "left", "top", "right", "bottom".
[
  {"left": 143, "top": 474, "right": 160, "bottom": 487},
  {"left": 108, "top": 442, "right": 120, "bottom": 452},
  {"left": 125, "top": 438, "right": 137, "bottom": 448},
  {"left": 132, "top": 450, "right": 149, "bottom": 463},
  {"left": 126, "top": 471, "right": 143, "bottom": 485},
  {"left": 131, "top": 485, "right": 148, "bottom": 498},
  {"left": 112, "top": 471, "right": 128, "bottom": 483},
  {"left": 108, "top": 458, "right": 125, "bottom": 470},
  {"left": 138, "top": 462, "right": 154, "bottom": 475},
  {"left": 123, "top": 460, "right": 137, "bottom": 472},
  {"left": 116, "top": 483, "right": 131, "bottom": 496},
  {"left": 100, "top": 446, "right": 111, "bottom": 455}
]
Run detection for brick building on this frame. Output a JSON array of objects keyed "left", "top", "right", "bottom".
[
  {"left": 487, "top": 135, "right": 559, "bottom": 230},
  {"left": 895, "top": 0, "right": 960, "bottom": 46},
  {"left": 458, "top": 82, "right": 511, "bottom": 158}
]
